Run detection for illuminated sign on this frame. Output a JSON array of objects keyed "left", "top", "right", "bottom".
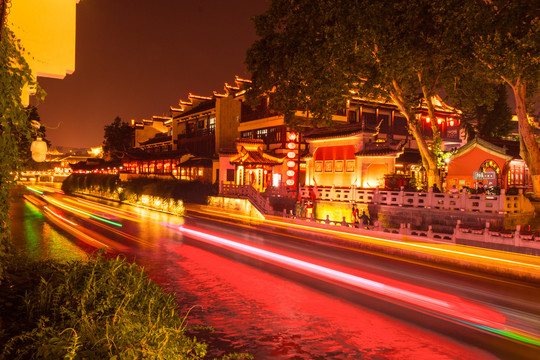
[
  {"left": 473, "top": 171, "right": 496, "bottom": 180},
  {"left": 286, "top": 131, "right": 298, "bottom": 189}
]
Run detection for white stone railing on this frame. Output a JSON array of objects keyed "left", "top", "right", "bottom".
[
  {"left": 299, "top": 186, "right": 534, "bottom": 215},
  {"left": 220, "top": 182, "right": 274, "bottom": 215},
  {"left": 263, "top": 186, "right": 296, "bottom": 199},
  {"left": 283, "top": 212, "right": 540, "bottom": 252}
]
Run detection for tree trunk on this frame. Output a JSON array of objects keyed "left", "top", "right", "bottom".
[
  {"left": 510, "top": 80, "right": 540, "bottom": 199},
  {"left": 389, "top": 81, "right": 440, "bottom": 189}
]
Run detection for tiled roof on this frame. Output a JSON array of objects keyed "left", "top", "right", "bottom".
[
  {"left": 173, "top": 99, "right": 216, "bottom": 119},
  {"left": 236, "top": 138, "right": 265, "bottom": 145},
  {"left": 124, "top": 149, "right": 184, "bottom": 160},
  {"left": 230, "top": 149, "right": 283, "bottom": 165},
  {"left": 303, "top": 123, "right": 376, "bottom": 140},
  {"left": 452, "top": 137, "right": 517, "bottom": 160},
  {"left": 139, "top": 134, "right": 172, "bottom": 146},
  {"left": 180, "top": 157, "right": 213, "bottom": 167},
  {"left": 355, "top": 140, "right": 405, "bottom": 157},
  {"left": 478, "top": 137, "right": 522, "bottom": 158},
  {"left": 396, "top": 150, "right": 422, "bottom": 165},
  {"left": 218, "top": 147, "right": 238, "bottom": 155}
]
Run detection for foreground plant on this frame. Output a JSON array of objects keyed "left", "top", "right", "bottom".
[{"left": 0, "top": 253, "right": 210, "bottom": 359}]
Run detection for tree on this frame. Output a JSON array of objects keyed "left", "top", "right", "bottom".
[
  {"left": 102, "top": 116, "right": 133, "bottom": 161},
  {"left": 440, "top": 0, "right": 539, "bottom": 197},
  {"left": 453, "top": 84, "right": 514, "bottom": 140},
  {"left": 246, "top": 0, "right": 460, "bottom": 188},
  {"left": 0, "top": 27, "right": 39, "bottom": 282},
  {"left": 475, "top": 85, "right": 514, "bottom": 139}
]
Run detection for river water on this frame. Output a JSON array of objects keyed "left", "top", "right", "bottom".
[{"left": 9, "top": 191, "right": 498, "bottom": 359}]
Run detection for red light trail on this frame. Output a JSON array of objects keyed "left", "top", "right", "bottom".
[{"left": 179, "top": 225, "right": 540, "bottom": 347}]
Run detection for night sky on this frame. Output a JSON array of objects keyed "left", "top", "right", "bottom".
[{"left": 35, "top": 0, "right": 268, "bottom": 149}]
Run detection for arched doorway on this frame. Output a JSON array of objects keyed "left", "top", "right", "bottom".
[{"left": 479, "top": 159, "right": 501, "bottom": 187}]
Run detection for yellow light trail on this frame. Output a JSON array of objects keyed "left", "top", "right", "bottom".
[
  {"left": 63, "top": 197, "right": 144, "bottom": 223},
  {"left": 190, "top": 206, "right": 540, "bottom": 274},
  {"left": 45, "top": 197, "right": 123, "bottom": 227}
]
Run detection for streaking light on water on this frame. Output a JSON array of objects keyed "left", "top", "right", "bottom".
[
  {"left": 178, "top": 226, "right": 509, "bottom": 333},
  {"left": 45, "top": 197, "right": 123, "bottom": 227},
  {"left": 26, "top": 186, "right": 44, "bottom": 195}
]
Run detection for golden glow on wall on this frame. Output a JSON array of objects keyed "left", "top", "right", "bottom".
[
  {"left": 8, "top": 0, "right": 79, "bottom": 103},
  {"left": 363, "top": 163, "right": 387, "bottom": 188}
]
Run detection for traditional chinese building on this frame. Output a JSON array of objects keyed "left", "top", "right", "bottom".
[
  {"left": 304, "top": 123, "right": 405, "bottom": 188},
  {"left": 446, "top": 137, "right": 532, "bottom": 192},
  {"left": 227, "top": 139, "right": 283, "bottom": 192},
  {"left": 302, "top": 95, "right": 462, "bottom": 189},
  {"left": 124, "top": 80, "right": 245, "bottom": 183}
]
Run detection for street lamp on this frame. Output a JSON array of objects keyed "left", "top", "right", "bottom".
[{"left": 30, "top": 137, "right": 47, "bottom": 162}]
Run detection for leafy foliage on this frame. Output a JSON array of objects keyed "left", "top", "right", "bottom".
[
  {"left": 473, "top": 85, "right": 514, "bottom": 139},
  {"left": 0, "top": 253, "right": 209, "bottom": 359},
  {"left": 245, "top": 0, "right": 460, "bottom": 187},
  {"left": 103, "top": 116, "right": 133, "bottom": 161},
  {"left": 0, "top": 27, "right": 40, "bottom": 283},
  {"left": 438, "top": 0, "right": 540, "bottom": 197},
  {"left": 62, "top": 174, "right": 218, "bottom": 205}
]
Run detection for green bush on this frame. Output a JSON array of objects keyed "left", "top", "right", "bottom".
[
  {"left": 63, "top": 175, "right": 218, "bottom": 205},
  {"left": 0, "top": 253, "right": 210, "bottom": 360}
]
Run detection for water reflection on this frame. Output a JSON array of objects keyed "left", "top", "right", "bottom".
[
  {"left": 10, "top": 192, "right": 497, "bottom": 359},
  {"left": 134, "top": 224, "right": 495, "bottom": 360},
  {"left": 11, "top": 195, "right": 86, "bottom": 261}
]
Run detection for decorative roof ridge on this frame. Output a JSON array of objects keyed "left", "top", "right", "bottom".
[
  {"left": 188, "top": 93, "right": 213, "bottom": 100},
  {"left": 452, "top": 136, "right": 513, "bottom": 160}
]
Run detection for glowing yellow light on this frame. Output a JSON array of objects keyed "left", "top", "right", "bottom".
[
  {"left": 425, "top": 117, "right": 430, "bottom": 123},
  {"left": 287, "top": 142, "right": 296, "bottom": 150},
  {"left": 287, "top": 160, "right": 296, "bottom": 168},
  {"left": 286, "top": 179, "right": 295, "bottom": 186},
  {"left": 287, "top": 152, "right": 296, "bottom": 159},
  {"left": 287, "top": 170, "right": 295, "bottom": 177},
  {"left": 288, "top": 132, "right": 297, "bottom": 141}
]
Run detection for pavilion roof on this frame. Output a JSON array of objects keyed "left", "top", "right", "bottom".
[
  {"left": 451, "top": 137, "right": 515, "bottom": 161},
  {"left": 173, "top": 99, "right": 215, "bottom": 120},
  {"left": 355, "top": 140, "right": 405, "bottom": 157},
  {"left": 230, "top": 148, "right": 284, "bottom": 165},
  {"left": 303, "top": 123, "right": 376, "bottom": 140},
  {"left": 138, "top": 133, "right": 172, "bottom": 146}
]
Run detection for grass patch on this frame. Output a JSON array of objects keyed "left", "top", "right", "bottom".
[{"left": 0, "top": 252, "right": 251, "bottom": 360}]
